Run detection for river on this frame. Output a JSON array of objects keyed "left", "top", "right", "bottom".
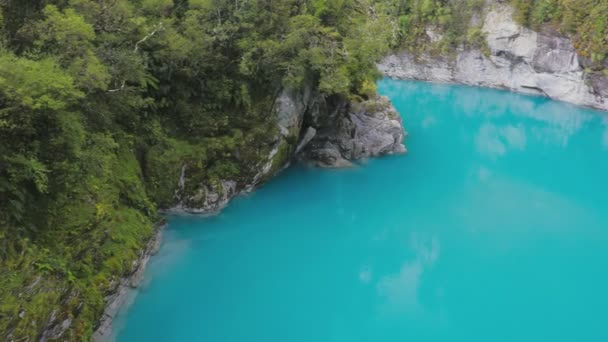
[{"left": 114, "top": 79, "right": 608, "bottom": 341}]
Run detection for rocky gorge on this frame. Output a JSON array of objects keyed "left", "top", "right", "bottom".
[
  {"left": 165, "top": 0, "right": 608, "bottom": 221},
  {"left": 92, "top": 2, "right": 608, "bottom": 340},
  {"left": 92, "top": 90, "right": 407, "bottom": 340},
  {"left": 163, "top": 92, "right": 407, "bottom": 215},
  {"left": 379, "top": 2, "right": 608, "bottom": 111}
]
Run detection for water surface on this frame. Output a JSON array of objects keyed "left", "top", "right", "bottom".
[{"left": 115, "top": 80, "right": 608, "bottom": 341}]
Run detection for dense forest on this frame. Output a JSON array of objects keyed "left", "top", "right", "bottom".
[
  {"left": 0, "top": 0, "right": 394, "bottom": 339},
  {"left": 1, "top": 0, "right": 606, "bottom": 340}
]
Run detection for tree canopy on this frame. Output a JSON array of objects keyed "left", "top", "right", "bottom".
[
  {"left": 1, "top": 0, "right": 605, "bottom": 339},
  {"left": 0, "top": 0, "right": 393, "bottom": 339}
]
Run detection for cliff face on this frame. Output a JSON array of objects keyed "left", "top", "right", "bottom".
[
  {"left": 379, "top": 3, "right": 608, "bottom": 111},
  {"left": 299, "top": 96, "right": 406, "bottom": 168},
  {"left": 162, "top": 91, "right": 304, "bottom": 215},
  {"left": 163, "top": 89, "right": 406, "bottom": 215},
  {"left": 93, "top": 89, "right": 406, "bottom": 340}
]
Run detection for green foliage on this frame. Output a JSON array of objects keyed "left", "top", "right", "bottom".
[
  {"left": 21, "top": 5, "right": 111, "bottom": 90},
  {"left": 0, "top": 0, "right": 392, "bottom": 339},
  {"left": 381, "top": 0, "right": 606, "bottom": 66},
  {"left": 378, "top": 0, "right": 487, "bottom": 55},
  {"left": 5, "top": 0, "right": 603, "bottom": 340},
  {"left": 512, "top": 0, "right": 608, "bottom": 66},
  {"left": 0, "top": 54, "right": 83, "bottom": 110},
  {"left": 466, "top": 26, "right": 490, "bottom": 56},
  {"left": 0, "top": 53, "right": 85, "bottom": 234},
  {"left": 0, "top": 7, "right": 6, "bottom": 48},
  {"left": 281, "top": 15, "right": 350, "bottom": 94}
]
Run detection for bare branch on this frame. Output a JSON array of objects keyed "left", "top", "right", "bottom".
[
  {"left": 108, "top": 22, "right": 164, "bottom": 93},
  {"left": 134, "top": 21, "right": 164, "bottom": 53}
]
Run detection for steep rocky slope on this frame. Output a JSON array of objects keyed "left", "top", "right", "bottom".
[
  {"left": 164, "top": 90, "right": 406, "bottom": 215},
  {"left": 379, "top": 2, "right": 608, "bottom": 111},
  {"left": 299, "top": 95, "right": 406, "bottom": 167},
  {"left": 92, "top": 90, "right": 406, "bottom": 340}
]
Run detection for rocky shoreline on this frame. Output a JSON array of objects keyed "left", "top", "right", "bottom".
[
  {"left": 163, "top": 92, "right": 408, "bottom": 215},
  {"left": 91, "top": 93, "right": 407, "bottom": 340},
  {"left": 378, "top": 2, "right": 608, "bottom": 111},
  {"left": 92, "top": 223, "right": 165, "bottom": 341}
]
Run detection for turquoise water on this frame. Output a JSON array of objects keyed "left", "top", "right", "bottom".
[{"left": 115, "top": 80, "right": 608, "bottom": 341}]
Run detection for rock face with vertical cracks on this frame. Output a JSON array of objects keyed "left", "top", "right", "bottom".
[
  {"left": 299, "top": 95, "right": 407, "bottom": 168},
  {"left": 162, "top": 89, "right": 307, "bottom": 215},
  {"left": 378, "top": 2, "right": 608, "bottom": 111}
]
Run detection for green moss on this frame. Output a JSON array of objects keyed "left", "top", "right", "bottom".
[{"left": 271, "top": 139, "right": 293, "bottom": 175}]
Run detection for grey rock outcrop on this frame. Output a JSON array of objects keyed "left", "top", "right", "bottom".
[
  {"left": 299, "top": 95, "right": 407, "bottom": 168},
  {"left": 163, "top": 90, "right": 307, "bottom": 215},
  {"left": 166, "top": 88, "right": 407, "bottom": 212},
  {"left": 378, "top": 2, "right": 608, "bottom": 111},
  {"left": 168, "top": 178, "right": 238, "bottom": 215},
  {"left": 40, "top": 312, "right": 73, "bottom": 342}
]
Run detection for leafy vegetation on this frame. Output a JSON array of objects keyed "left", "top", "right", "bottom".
[
  {"left": 0, "top": 0, "right": 393, "bottom": 340},
  {"left": 512, "top": 0, "right": 608, "bottom": 66},
  {"left": 1, "top": 0, "right": 606, "bottom": 340},
  {"left": 377, "top": 0, "right": 606, "bottom": 66},
  {"left": 377, "top": 0, "right": 488, "bottom": 55}
]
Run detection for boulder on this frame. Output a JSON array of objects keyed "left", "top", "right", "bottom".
[{"left": 300, "top": 95, "right": 407, "bottom": 168}]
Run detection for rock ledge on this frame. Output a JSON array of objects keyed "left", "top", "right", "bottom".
[{"left": 299, "top": 95, "right": 407, "bottom": 168}]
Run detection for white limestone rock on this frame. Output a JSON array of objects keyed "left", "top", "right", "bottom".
[{"left": 378, "top": 2, "right": 608, "bottom": 111}]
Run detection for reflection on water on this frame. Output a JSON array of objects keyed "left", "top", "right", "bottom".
[
  {"left": 116, "top": 80, "right": 608, "bottom": 342},
  {"left": 377, "top": 234, "right": 440, "bottom": 314},
  {"left": 405, "top": 80, "right": 596, "bottom": 149},
  {"left": 475, "top": 123, "right": 527, "bottom": 158}
]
